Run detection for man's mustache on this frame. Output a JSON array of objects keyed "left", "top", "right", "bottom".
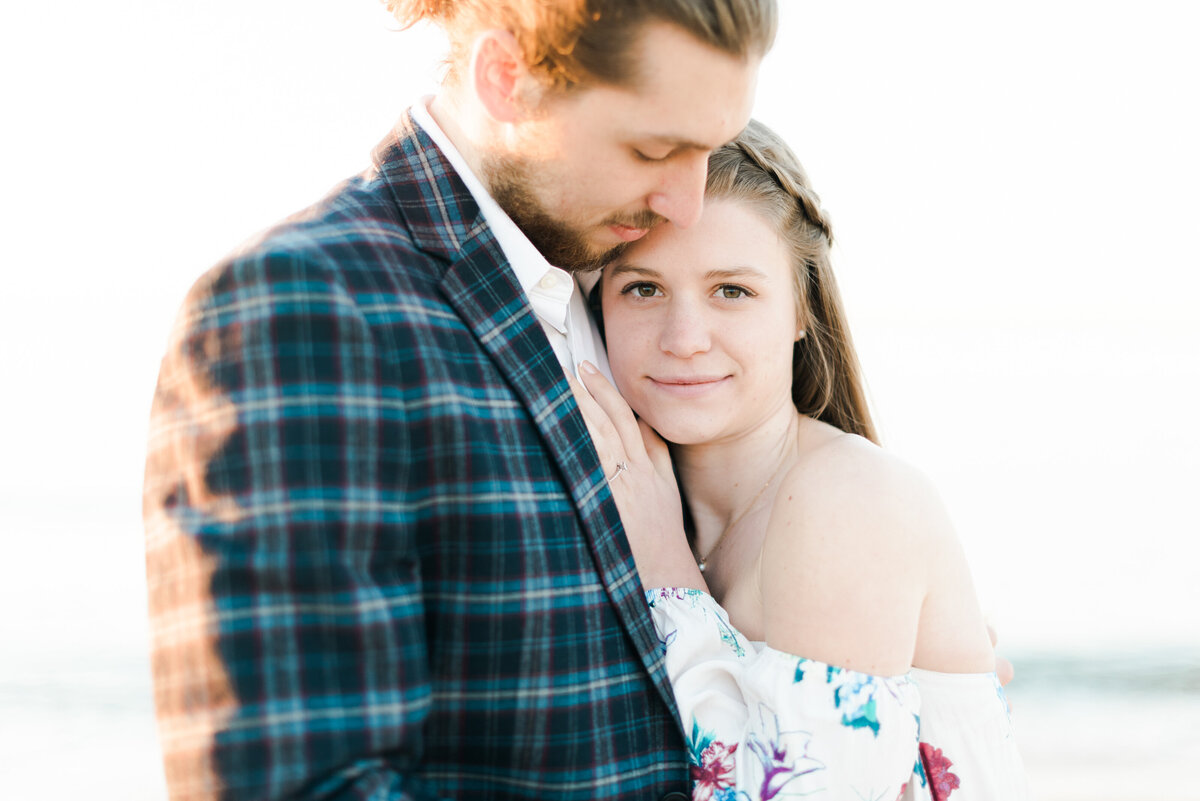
[{"left": 604, "top": 210, "right": 668, "bottom": 230}]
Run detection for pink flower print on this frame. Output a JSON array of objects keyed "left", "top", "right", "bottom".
[
  {"left": 658, "top": 587, "right": 693, "bottom": 602},
  {"left": 919, "top": 743, "right": 961, "bottom": 800},
  {"left": 690, "top": 741, "right": 737, "bottom": 801}
]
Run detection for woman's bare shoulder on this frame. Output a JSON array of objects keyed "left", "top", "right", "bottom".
[
  {"left": 758, "top": 420, "right": 977, "bottom": 674},
  {"left": 763, "top": 420, "right": 993, "bottom": 673},
  {"left": 778, "top": 423, "right": 952, "bottom": 548}
]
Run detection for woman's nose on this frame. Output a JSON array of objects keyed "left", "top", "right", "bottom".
[{"left": 658, "top": 303, "right": 711, "bottom": 358}]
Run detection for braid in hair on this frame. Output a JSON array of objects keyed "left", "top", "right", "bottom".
[{"left": 731, "top": 135, "right": 833, "bottom": 246}]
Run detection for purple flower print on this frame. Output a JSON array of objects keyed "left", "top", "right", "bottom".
[{"left": 744, "top": 705, "right": 825, "bottom": 799}]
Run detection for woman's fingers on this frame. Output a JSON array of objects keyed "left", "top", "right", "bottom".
[
  {"left": 639, "top": 419, "right": 674, "bottom": 480},
  {"left": 995, "top": 655, "right": 1014, "bottom": 688},
  {"left": 564, "top": 372, "right": 620, "bottom": 461},
  {"left": 577, "top": 362, "right": 646, "bottom": 463},
  {"left": 564, "top": 371, "right": 599, "bottom": 424},
  {"left": 570, "top": 366, "right": 698, "bottom": 589},
  {"left": 985, "top": 623, "right": 1014, "bottom": 687}
]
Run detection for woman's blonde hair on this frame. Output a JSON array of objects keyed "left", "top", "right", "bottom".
[
  {"left": 707, "top": 120, "right": 878, "bottom": 443},
  {"left": 384, "top": 0, "right": 776, "bottom": 91}
]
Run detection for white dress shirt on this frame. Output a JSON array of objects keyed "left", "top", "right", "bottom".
[{"left": 410, "top": 100, "right": 613, "bottom": 383}]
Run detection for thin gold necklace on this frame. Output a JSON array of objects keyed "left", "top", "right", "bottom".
[{"left": 695, "top": 444, "right": 793, "bottom": 574}]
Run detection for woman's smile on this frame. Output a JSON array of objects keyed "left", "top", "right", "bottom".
[{"left": 646, "top": 375, "right": 732, "bottom": 398}]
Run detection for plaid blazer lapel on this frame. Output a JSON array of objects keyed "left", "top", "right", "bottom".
[
  {"left": 375, "top": 111, "right": 683, "bottom": 728},
  {"left": 439, "top": 244, "right": 681, "bottom": 729}
]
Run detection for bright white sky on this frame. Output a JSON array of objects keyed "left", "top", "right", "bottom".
[{"left": 1, "top": 1, "right": 1197, "bottom": 652}]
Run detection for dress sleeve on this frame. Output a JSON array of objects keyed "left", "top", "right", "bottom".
[
  {"left": 901, "top": 670, "right": 1031, "bottom": 800},
  {"left": 646, "top": 588, "right": 921, "bottom": 800}
]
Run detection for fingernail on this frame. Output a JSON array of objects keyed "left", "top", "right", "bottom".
[{"left": 579, "top": 360, "right": 598, "bottom": 375}]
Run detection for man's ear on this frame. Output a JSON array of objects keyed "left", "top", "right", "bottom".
[{"left": 470, "top": 29, "right": 536, "bottom": 124}]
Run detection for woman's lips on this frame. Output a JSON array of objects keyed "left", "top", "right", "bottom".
[{"left": 648, "top": 376, "right": 730, "bottom": 398}]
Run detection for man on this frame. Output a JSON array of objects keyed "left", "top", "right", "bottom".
[{"left": 143, "top": 2, "right": 776, "bottom": 799}]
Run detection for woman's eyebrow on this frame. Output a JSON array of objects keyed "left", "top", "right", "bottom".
[
  {"left": 607, "top": 263, "right": 662, "bottom": 279},
  {"left": 705, "top": 266, "right": 770, "bottom": 281},
  {"left": 609, "top": 265, "right": 771, "bottom": 281}
]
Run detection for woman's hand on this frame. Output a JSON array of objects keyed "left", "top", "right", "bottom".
[{"left": 569, "top": 361, "right": 707, "bottom": 591}]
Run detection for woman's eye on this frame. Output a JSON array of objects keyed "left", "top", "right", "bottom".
[
  {"left": 718, "top": 285, "right": 751, "bottom": 299},
  {"left": 619, "top": 282, "right": 661, "bottom": 298}
]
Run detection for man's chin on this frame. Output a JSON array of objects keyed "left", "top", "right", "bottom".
[
  {"left": 575, "top": 237, "right": 631, "bottom": 273},
  {"left": 481, "top": 158, "right": 633, "bottom": 272},
  {"left": 533, "top": 229, "right": 630, "bottom": 274}
]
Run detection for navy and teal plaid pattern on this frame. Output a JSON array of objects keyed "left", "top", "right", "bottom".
[{"left": 144, "top": 112, "right": 688, "bottom": 800}]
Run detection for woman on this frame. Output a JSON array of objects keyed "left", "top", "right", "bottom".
[{"left": 571, "top": 120, "right": 1029, "bottom": 799}]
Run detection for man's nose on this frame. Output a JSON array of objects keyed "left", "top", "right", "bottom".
[{"left": 646, "top": 151, "right": 708, "bottom": 229}]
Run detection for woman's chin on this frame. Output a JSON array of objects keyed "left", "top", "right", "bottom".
[{"left": 636, "top": 413, "right": 719, "bottom": 448}]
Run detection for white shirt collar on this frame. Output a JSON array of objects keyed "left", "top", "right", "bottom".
[{"left": 410, "top": 98, "right": 572, "bottom": 334}]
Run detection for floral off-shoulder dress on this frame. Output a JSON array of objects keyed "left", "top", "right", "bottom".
[{"left": 647, "top": 588, "right": 1030, "bottom": 801}]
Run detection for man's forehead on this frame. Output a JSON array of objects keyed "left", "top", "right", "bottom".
[{"left": 616, "top": 24, "right": 760, "bottom": 147}]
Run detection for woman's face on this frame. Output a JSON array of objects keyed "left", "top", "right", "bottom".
[{"left": 601, "top": 198, "right": 803, "bottom": 446}]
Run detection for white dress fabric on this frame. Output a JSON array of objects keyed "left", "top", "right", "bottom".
[{"left": 647, "top": 588, "right": 1031, "bottom": 801}]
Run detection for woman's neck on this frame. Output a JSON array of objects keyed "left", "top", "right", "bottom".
[{"left": 673, "top": 406, "right": 802, "bottom": 543}]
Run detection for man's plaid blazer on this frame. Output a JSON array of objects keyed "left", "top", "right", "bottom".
[{"left": 143, "top": 111, "right": 691, "bottom": 801}]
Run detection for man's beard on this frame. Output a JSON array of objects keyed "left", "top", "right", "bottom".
[{"left": 483, "top": 154, "right": 664, "bottom": 273}]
